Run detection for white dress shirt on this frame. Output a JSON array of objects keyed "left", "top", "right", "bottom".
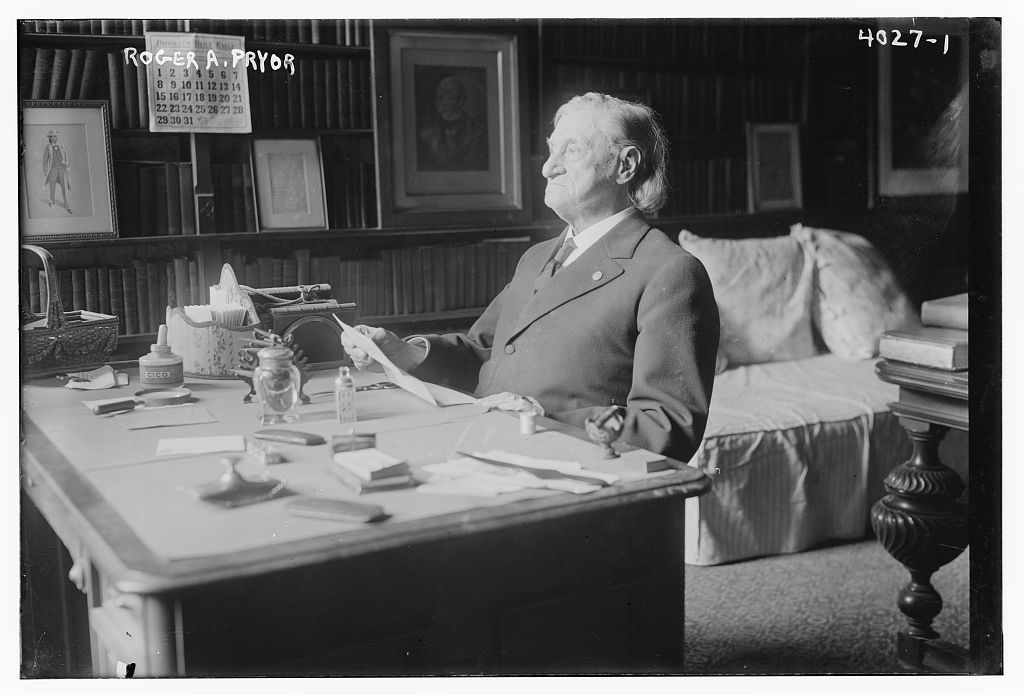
[{"left": 562, "top": 207, "right": 635, "bottom": 267}]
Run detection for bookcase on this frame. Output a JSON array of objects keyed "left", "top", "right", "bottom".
[{"left": 19, "top": 18, "right": 818, "bottom": 362}]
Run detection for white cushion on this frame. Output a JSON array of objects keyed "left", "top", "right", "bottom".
[
  {"left": 791, "top": 224, "right": 920, "bottom": 359},
  {"left": 679, "top": 230, "right": 818, "bottom": 366}
]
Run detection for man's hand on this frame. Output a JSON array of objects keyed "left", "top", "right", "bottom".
[{"left": 340, "top": 325, "right": 426, "bottom": 373}]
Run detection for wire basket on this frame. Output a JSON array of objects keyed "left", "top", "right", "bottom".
[{"left": 21, "top": 244, "right": 119, "bottom": 377}]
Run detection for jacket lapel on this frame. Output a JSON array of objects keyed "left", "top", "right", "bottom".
[{"left": 507, "top": 211, "right": 651, "bottom": 341}]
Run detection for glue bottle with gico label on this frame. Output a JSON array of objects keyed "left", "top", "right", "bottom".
[{"left": 139, "top": 324, "right": 184, "bottom": 387}]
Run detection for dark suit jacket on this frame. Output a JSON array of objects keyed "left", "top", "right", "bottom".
[{"left": 413, "top": 210, "right": 719, "bottom": 462}]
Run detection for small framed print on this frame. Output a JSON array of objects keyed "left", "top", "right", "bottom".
[
  {"left": 746, "top": 122, "right": 804, "bottom": 212},
  {"left": 19, "top": 101, "right": 118, "bottom": 241},
  {"left": 252, "top": 138, "right": 328, "bottom": 230}
]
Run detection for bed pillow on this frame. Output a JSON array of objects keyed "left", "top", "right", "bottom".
[
  {"left": 791, "top": 224, "right": 921, "bottom": 359},
  {"left": 679, "top": 230, "right": 818, "bottom": 366}
]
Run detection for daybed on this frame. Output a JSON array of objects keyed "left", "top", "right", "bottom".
[{"left": 678, "top": 225, "right": 968, "bottom": 566}]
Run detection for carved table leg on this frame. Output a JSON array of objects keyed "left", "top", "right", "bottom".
[{"left": 870, "top": 419, "right": 969, "bottom": 672}]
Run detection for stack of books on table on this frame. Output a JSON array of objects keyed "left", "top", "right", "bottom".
[
  {"left": 329, "top": 448, "right": 414, "bottom": 494},
  {"left": 879, "top": 293, "right": 968, "bottom": 371}
]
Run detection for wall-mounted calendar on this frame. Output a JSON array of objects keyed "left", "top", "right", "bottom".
[{"left": 142, "top": 32, "right": 252, "bottom": 133}]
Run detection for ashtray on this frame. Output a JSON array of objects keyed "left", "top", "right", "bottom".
[{"left": 185, "top": 456, "right": 287, "bottom": 508}]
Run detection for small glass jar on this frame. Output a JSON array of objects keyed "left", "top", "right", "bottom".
[{"left": 253, "top": 346, "right": 302, "bottom": 426}]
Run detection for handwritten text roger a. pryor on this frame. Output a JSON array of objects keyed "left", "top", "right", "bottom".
[{"left": 123, "top": 47, "right": 295, "bottom": 74}]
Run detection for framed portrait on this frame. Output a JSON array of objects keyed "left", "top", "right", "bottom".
[
  {"left": 746, "top": 123, "right": 803, "bottom": 212},
  {"left": 19, "top": 101, "right": 118, "bottom": 241},
  {"left": 251, "top": 138, "right": 328, "bottom": 230},
  {"left": 877, "top": 20, "right": 969, "bottom": 196},
  {"left": 374, "top": 27, "right": 529, "bottom": 227}
]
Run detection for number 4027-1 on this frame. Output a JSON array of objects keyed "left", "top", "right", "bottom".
[{"left": 859, "top": 28, "right": 950, "bottom": 54}]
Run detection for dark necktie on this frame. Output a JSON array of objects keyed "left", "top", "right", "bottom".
[{"left": 532, "top": 236, "right": 577, "bottom": 294}]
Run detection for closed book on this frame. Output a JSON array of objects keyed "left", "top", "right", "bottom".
[
  {"left": 107, "top": 268, "right": 124, "bottom": 333},
  {"left": 921, "top": 293, "right": 968, "bottom": 330},
  {"left": 84, "top": 267, "right": 99, "bottom": 312},
  {"left": 293, "top": 248, "right": 311, "bottom": 285},
  {"left": 122, "top": 59, "right": 140, "bottom": 129},
  {"left": 330, "top": 460, "right": 415, "bottom": 494},
  {"left": 173, "top": 257, "right": 190, "bottom": 307},
  {"left": 164, "top": 163, "right": 182, "bottom": 235},
  {"left": 153, "top": 164, "right": 169, "bottom": 236},
  {"left": 230, "top": 163, "right": 246, "bottom": 232},
  {"left": 257, "top": 256, "right": 275, "bottom": 287},
  {"left": 282, "top": 258, "right": 298, "bottom": 287},
  {"left": 138, "top": 164, "right": 160, "bottom": 236},
  {"left": 879, "top": 327, "right": 968, "bottom": 371},
  {"left": 324, "top": 60, "right": 338, "bottom": 128},
  {"left": 136, "top": 59, "right": 150, "bottom": 127},
  {"left": 347, "top": 58, "right": 359, "bottom": 130},
  {"left": 78, "top": 49, "right": 102, "bottom": 99},
  {"left": 49, "top": 48, "right": 73, "bottom": 99},
  {"left": 337, "top": 58, "right": 350, "bottom": 129},
  {"left": 71, "top": 267, "right": 86, "bottom": 310},
  {"left": 245, "top": 262, "right": 259, "bottom": 288},
  {"left": 165, "top": 261, "right": 177, "bottom": 308},
  {"left": 178, "top": 163, "right": 197, "bottom": 235},
  {"left": 312, "top": 58, "right": 325, "bottom": 128},
  {"left": 133, "top": 259, "right": 149, "bottom": 332},
  {"left": 240, "top": 164, "right": 257, "bottom": 232},
  {"left": 188, "top": 259, "right": 202, "bottom": 305},
  {"left": 299, "top": 57, "right": 314, "bottom": 128},
  {"left": 97, "top": 267, "right": 110, "bottom": 315},
  {"left": 121, "top": 265, "right": 138, "bottom": 334},
  {"left": 286, "top": 71, "right": 301, "bottom": 128},
  {"left": 64, "top": 49, "right": 85, "bottom": 100},
  {"left": 271, "top": 258, "right": 284, "bottom": 287},
  {"left": 147, "top": 261, "right": 163, "bottom": 333},
  {"left": 31, "top": 48, "right": 54, "bottom": 100},
  {"left": 332, "top": 449, "right": 410, "bottom": 481}
]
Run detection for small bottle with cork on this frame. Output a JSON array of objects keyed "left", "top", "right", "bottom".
[{"left": 139, "top": 324, "right": 184, "bottom": 388}]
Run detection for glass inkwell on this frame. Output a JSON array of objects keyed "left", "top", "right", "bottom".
[{"left": 253, "top": 345, "right": 302, "bottom": 425}]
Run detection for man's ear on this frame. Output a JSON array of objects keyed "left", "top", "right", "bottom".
[{"left": 615, "top": 146, "right": 641, "bottom": 184}]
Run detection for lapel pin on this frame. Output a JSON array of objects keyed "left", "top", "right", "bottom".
[{"left": 592, "top": 271, "right": 603, "bottom": 281}]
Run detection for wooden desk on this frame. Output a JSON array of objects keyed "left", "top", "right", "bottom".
[
  {"left": 21, "top": 371, "right": 710, "bottom": 677},
  {"left": 870, "top": 359, "right": 969, "bottom": 672}
]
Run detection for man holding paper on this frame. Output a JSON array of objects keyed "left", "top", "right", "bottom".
[{"left": 343, "top": 93, "right": 719, "bottom": 462}]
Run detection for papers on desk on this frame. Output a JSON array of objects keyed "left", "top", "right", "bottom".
[
  {"left": 417, "top": 449, "right": 620, "bottom": 497},
  {"left": 157, "top": 435, "right": 247, "bottom": 456}
]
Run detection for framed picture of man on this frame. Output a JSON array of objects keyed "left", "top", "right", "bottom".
[
  {"left": 374, "top": 27, "right": 530, "bottom": 227},
  {"left": 19, "top": 101, "right": 118, "bottom": 241}
]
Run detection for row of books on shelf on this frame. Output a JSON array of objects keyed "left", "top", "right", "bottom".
[
  {"left": 190, "top": 19, "right": 371, "bottom": 46},
  {"left": 879, "top": 293, "right": 968, "bottom": 371},
  {"left": 323, "top": 158, "right": 378, "bottom": 230},
  {"left": 552, "top": 65, "right": 801, "bottom": 136},
  {"left": 222, "top": 237, "right": 532, "bottom": 318},
  {"left": 21, "top": 19, "right": 371, "bottom": 46},
  {"left": 248, "top": 56, "right": 372, "bottom": 130},
  {"left": 23, "top": 47, "right": 373, "bottom": 133},
  {"left": 24, "top": 46, "right": 106, "bottom": 102},
  {"left": 113, "top": 155, "right": 374, "bottom": 236},
  {"left": 22, "top": 19, "right": 187, "bottom": 35},
  {"left": 115, "top": 160, "right": 198, "bottom": 236},
  {"left": 661, "top": 156, "right": 748, "bottom": 216},
  {"left": 24, "top": 256, "right": 203, "bottom": 336},
  {"left": 544, "top": 22, "right": 806, "bottom": 65}
]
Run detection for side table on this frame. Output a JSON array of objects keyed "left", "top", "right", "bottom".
[{"left": 870, "top": 358, "right": 968, "bottom": 672}]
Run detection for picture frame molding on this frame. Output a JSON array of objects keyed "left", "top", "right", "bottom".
[
  {"left": 251, "top": 137, "right": 328, "bottom": 231},
  {"left": 746, "top": 122, "right": 804, "bottom": 213},
  {"left": 19, "top": 100, "right": 118, "bottom": 242},
  {"left": 373, "top": 25, "right": 531, "bottom": 228}
]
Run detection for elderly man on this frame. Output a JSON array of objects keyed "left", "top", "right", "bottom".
[{"left": 345, "top": 93, "right": 719, "bottom": 462}]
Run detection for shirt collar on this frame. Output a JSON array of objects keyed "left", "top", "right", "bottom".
[{"left": 567, "top": 207, "right": 635, "bottom": 254}]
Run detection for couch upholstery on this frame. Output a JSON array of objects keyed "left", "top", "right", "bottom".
[{"left": 678, "top": 226, "right": 968, "bottom": 565}]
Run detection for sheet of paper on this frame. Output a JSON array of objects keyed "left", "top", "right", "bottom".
[
  {"left": 335, "top": 318, "right": 437, "bottom": 406},
  {"left": 156, "top": 435, "right": 247, "bottom": 456},
  {"left": 119, "top": 405, "right": 217, "bottom": 430},
  {"left": 425, "top": 382, "right": 478, "bottom": 406},
  {"left": 64, "top": 365, "right": 129, "bottom": 390},
  {"left": 473, "top": 449, "right": 620, "bottom": 485}
]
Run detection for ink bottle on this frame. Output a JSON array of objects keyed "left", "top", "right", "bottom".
[
  {"left": 253, "top": 346, "right": 302, "bottom": 425},
  {"left": 139, "top": 324, "right": 184, "bottom": 387}
]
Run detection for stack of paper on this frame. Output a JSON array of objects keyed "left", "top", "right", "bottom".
[
  {"left": 417, "top": 450, "right": 618, "bottom": 497},
  {"left": 330, "top": 448, "right": 414, "bottom": 493}
]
